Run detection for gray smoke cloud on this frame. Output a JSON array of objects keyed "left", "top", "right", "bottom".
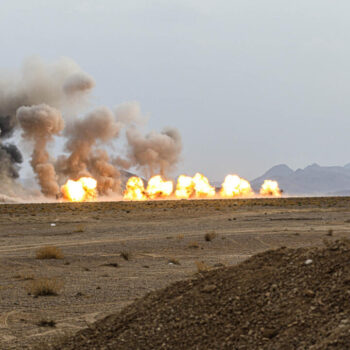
[
  {"left": 125, "top": 127, "right": 182, "bottom": 177},
  {"left": 56, "top": 106, "right": 122, "bottom": 195},
  {"left": 115, "top": 101, "right": 147, "bottom": 126},
  {"left": 88, "top": 149, "right": 121, "bottom": 194},
  {"left": 17, "top": 104, "right": 64, "bottom": 196},
  {"left": 0, "top": 56, "right": 94, "bottom": 182},
  {"left": 0, "top": 56, "right": 95, "bottom": 126},
  {"left": 0, "top": 58, "right": 183, "bottom": 200}
]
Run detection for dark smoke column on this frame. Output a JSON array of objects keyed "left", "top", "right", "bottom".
[{"left": 17, "top": 104, "right": 64, "bottom": 197}]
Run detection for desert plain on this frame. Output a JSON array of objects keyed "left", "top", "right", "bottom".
[{"left": 1, "top": 196, "right": 350, "bottom": 349}]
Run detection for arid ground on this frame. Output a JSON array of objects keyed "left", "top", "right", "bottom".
[{"left": 1, "top": 197, "right": 350, "bottom": 349}]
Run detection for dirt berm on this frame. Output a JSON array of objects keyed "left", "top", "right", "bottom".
[{"left": 49, "top": 239, "right": 350, "bottom": 350}]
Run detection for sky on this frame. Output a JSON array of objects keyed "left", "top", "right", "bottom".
[{"left": 1, "top": 0, "right": 350, "bottom": 181}]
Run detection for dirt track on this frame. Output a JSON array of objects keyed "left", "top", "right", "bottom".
[{"left": 1, "top": 197, "right": 350, "bottom": 349}]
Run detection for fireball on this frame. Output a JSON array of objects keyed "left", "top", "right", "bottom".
[
  {"left": 146, "top": 175, "right": 173, "bottom": 199},
  {"left": 192, "top": 173, "right": 216, "bottom": 198},
  {"left": 220, "top": 174, "right": 253, "bottom": 198},
  {"left": 61, "top": 177, "right": 97, "bottom": 202},
  {"left": 124, "top": 176, "right": 147, "bottom": 200},
  {"left": 175, "top": 175, "right": 195, "bottom": 199},
  {"left": 259, "top": 180, "right": 282, "bottom": 197}
]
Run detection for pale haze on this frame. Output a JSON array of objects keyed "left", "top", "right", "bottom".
[{"left": 1, "top": 0, "right": 349, "bottom": 181}]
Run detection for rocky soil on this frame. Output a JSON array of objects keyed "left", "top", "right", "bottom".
[{"left": 50, "top": 239, "right": 350, "bottom": 350}]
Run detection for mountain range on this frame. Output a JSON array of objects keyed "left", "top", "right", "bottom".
[{"left": 250, "top": 163, "right": 350, "bottom": 196}]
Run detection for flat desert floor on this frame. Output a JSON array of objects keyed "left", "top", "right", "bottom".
[{"left": 1, "top": 197, "right": 350, "bottom": 349}]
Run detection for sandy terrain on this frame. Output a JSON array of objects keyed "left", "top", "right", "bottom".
[{"left": 0, "top": 197, "right": 350, "bottom": 349}]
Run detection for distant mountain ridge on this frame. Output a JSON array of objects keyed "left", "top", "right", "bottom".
[{"left": 251, "top": 163, "right": 350, "bottom": 195}]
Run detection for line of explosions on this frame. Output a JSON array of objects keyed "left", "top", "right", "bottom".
[
  {"left": 62, "top": 174, "right": 281, "bottom": 202},
  {"left": 0, "top": 57, "right": 281, "bottom": 203},
  {"left": 123, "top": 174, "right": 282, "bottom": 201}
]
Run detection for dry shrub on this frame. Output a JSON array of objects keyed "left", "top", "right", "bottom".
[
  {"left": 177, "top": 234, "right": 184, "bottom": 240},
  {"left": 103, "top": 262, "right": 119, "bottom": 268},
  {"left": 168, "top": 257, "right": 181, "bottom": 265},
  {"left": 36, "top": 246, "right": 63, "bottom": 259},
  {"left": 195, "top": 261, "right": 210, "bottom": 273},
  {"left": 14, "top": 273, "right": 35, "bottom": 281},
  {"left": 188, "top": 242, "right": 199, "bottom": 249},
  {"left": 27, "top": 278, "right": 63, "bottom": 297},
  {"left": 326, "top": 229, "right": 333, "bottom": 236},
  {"left": 120, "top": 251, "right": 131, "bottom": 261},
  {"left": 204, "top": 231, "right": 217, "bottom": 242},
  {"left": 74, "top": 224, "right": 85, "bottom": 233},
  {"left": 37, "top": 319, "right": 56, "bottom": 327}
]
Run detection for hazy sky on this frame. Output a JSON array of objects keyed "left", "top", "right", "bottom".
[{"left": 1, "top": 0, "right": 350, "bottom": 181}]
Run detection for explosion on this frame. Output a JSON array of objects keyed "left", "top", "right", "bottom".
[
  {"left": 0, "top": 57, "right": 283, "bottom": 204},
  {"left": 61, "top": 177, "right": 97, "bottom": 202},
  {"left": 259, "top": 180, "right": 282, "bottom": 197},
  {"left": 175, "top": 175, "right": 195, "bottom": 199},
  {"left": 123, "top": 176, "right": 147, "bottom": 201},
  {"left": 146, "top": 175, "right": 173, "bottom": 199},
  {"left": 220, "top": 174, "right": 253, "bottom": 198},
  {"left": 122, "top": 174, "right": 282, "bottom": 201},
  {"left": 192, "top": 173, "right": 216, "bottom": 198}
]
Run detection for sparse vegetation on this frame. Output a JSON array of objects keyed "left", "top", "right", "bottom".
[
  {"left": 120, "top": 251, "right": 131, "bottom": 261},
  {"left": 168, "top": 257, "right": 181, "bottom": 265},
  {"left": 177, "top": 234, "right": 184, "bottom": 240},
  {"left": 204, "top": 231, "right": 217, "bottom": 242},
  {"left": 195, "top": 260, "right": 210, "bottom": 273},
  {"left": 37, "top": 319, "right": 56, "bottom": 327},
  {"left": 326, "top": 229, "right": 333, "bottom": 236},
  {"left": 74, "top": 224, "right": 85, "bottom": 233},
  {"left": 35, "top": 246, "right": 63, "bottom": 259},
  {"left": 188, "top": 242, "right": 200, "bottom": 249},
  {"left": 103, "top": 262, "right": 119, "bottom": 268},
  {"left": 14, "top": 272, "right": 35, "bottom": 280},
  {"left": 27, "top": 278, "right": 63, "bottom": 297}
]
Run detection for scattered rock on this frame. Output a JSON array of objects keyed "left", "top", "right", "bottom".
[
  {"left": 201, "top": 284, "right": 217, "bottom": 293},
  {"left": 50, "top": 239, "right": 350, "bottom": 350}
]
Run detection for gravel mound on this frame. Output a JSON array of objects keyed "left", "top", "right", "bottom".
[{"left": 52, "top": 239, "right": 350, "bottom": 350}]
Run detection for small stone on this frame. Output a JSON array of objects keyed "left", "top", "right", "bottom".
[
  {"left": 201, "top": 284, "right": 217, "bottom": 293},
  {"left": 262, "top": 328, "right": 279, "bottom": 339},
  {"left": 304, "top": 289, "right": 315, "bottom": 297},
  {"left": 305, "top": 259, "right": 313, "bottom": 265}
]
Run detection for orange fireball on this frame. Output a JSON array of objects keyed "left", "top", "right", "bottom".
[
  {"left": 124, "top": 176, "right": 147, "bottom": 201},
  {"left": 61, "top": 177, "right": 97, "bottom": 202},
  {"left": 192, "top": 173, "right": 216, "bottom": 198},
  {"left": 220, "top": 174, "right": 253, "bottom": 198},
  {"left": 175, "top": 175, "right": 195, "bottom": 199},
  {"left": 146, "top": 175, "right": 173, "bottom": 199},
  {"left": 259, "top": 180, "right": 282, "bottom": 197}
]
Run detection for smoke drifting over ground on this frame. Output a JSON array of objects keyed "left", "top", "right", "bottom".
[{"left": 0, "top": 57, "right": 182, "bottom": 200}]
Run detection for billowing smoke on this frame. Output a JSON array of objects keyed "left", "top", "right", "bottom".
[
  {"left": 125, "top": 127, "right": 182, "bottom": 177},
  {"left": 114, "top": 101, "right": 182, "bottom": 177},
  {"left": 0, "top": 57, "right": 182, "bottom": 200},
  {"left": 0, "top": 56, "right": 94, "bottom": 182},
  {"left": 115, "top": 101, "right": 146, "bottom": 126},
  {"left": 56, "top": 107, "right": 122, "bottom": 194},
  {"left": 0, "top": 56, "right": 94, "bottom": 125},
  {"left": 17, "top": 104, "right": 64, "bottom": 196}
]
